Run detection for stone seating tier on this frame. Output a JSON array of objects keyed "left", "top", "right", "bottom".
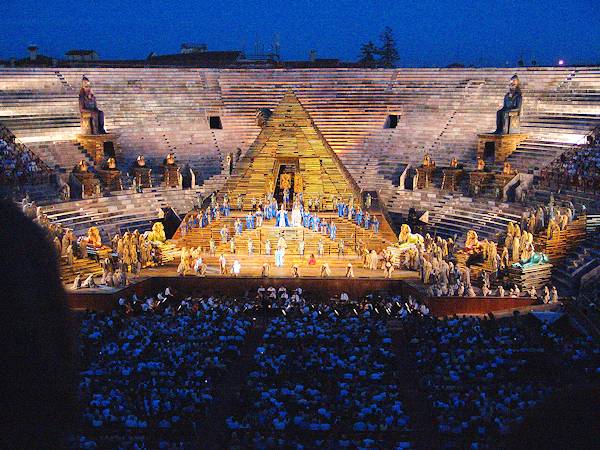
[{"left": 3, "top": 67, "right": 599, "bottom": 197}]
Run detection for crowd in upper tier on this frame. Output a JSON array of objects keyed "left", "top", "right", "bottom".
[
  {"left": 73, "top": 286, "right": 599, "bottom": 449},
  {"left": 542, "top": 136, "right": 600, "bottom": 193},
  {"left": 0, "top": 126, "right": 51, "bottom": 185}
]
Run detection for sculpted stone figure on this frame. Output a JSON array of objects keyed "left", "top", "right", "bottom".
[
  {"left": 279, "top": 173, "right": 292, "bottom": 190},
  {"left": 422, "top": 153, "right": 434, "bottom": 167},
  {"left": 87, "top": 226, "right": 102, "bottom": 248},
  {"left": 494, "top": 75, "right": 523, "bottom": 134},
  {"left": 294, "top": 173, "right": 304, "bottom": 193},
  {"left": 477, "top": 158, "right": 486, "bottom": 171},
  {"left": 79, "top": 76, "right": 106, "bottom": 135},
  {"left": 397, "top": 224, "right": 424, "bottom": 249},
  {"left": 164, "top": 153, "right": 176, "bottom": 166},
  {"left": 513, "top": 233, "right": 549, "bottom": 269},
  {"left": 147, "top": 222, "right": 166, "bottom": 242}
]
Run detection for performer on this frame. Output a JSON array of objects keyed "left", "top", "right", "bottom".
[
  {"left": 220, "top": 225, "right": 229, "bottom": 243},
  {"left": 219, "top": 254, "right": 227, "bottom": 275},
  {"left": 79, "top": 76, "right": 106, "bottom": 134},
  {"left": 329, "top": 220, "right": 337, "bottom": 240},
  {"left": 276, "top": 204, "right": 289, "bottom": 227},
  {"left": 283, "top": 188, "right": 290, "bottom": 209},
  {"left": 246, "top": 212, "right": 254, "bottom": 230},
  {"left": 298, "top": 239, "right": 305, "bottom": 258},
  {"left": 372, "top": 216, "right": 380, "bottom": 233},
  {"left": 291, "top": 202, "right": 302, "bottom": 227}
]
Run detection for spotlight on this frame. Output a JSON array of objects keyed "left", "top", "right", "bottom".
[{"left": 558, "top": 59, "right": 565, "bottom": 66}]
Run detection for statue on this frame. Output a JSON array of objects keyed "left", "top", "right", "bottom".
[
  {"left": 512, "top": 233, "right": 549, "bottom": 268},
  {"left": 147, "top": 222, "right": 166, "bottom": 242},
  {"left": 79, "top": 76, "right": 106, "bottom": 135},
  {"left": 494, "top": 75, "right": 523, "bottom": 134},
  {"left": 265, "top": 175, "right": 275, "bottom": 194},
  {"left": 70, "top": 159, "right": 100, "bottom": 199},
  {"left": 280, "top": 173, "right": 292, "bottom": 190},
  {"left": 464, "top": 230, "right": 484, "bottom": 266},
  {"left": 256, "top": 108, "right": 273, "bottom": 127},
  {"left": 397, "top": 224, "right": 424, "bottom": 249},
  {"left": 74, "top": 159, "right": 90, "bottom": 174},
  {"left": 162, "top": 153, "right": 180, "bottom": 188},
  {"left": 164, "top": 153, "right": 176, "bottom": 166},
  {"left": 132, "top": 155, "right": 152, "bottom": 189},
  {"left": 422, "top": 153, "right": 434, "bottom": 167},
  {"left": 294, "top": 173, "right": 304, "bottom": 193},
  {"left": 86, "top": 226, "right": 102, "bottom": 248},
  {"left": 105, "top": 157, "right": 118, "bottom": 171}
]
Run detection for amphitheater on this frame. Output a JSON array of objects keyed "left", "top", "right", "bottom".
[
  {"left": 3, "top": 66, "right": 600, "bottom": 448},
  {"left": 1, "top": 66, "right": 600, "bottom": 302}
]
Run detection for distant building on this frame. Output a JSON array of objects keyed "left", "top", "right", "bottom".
[
  {"left": 180, "top": 43, "right": 207, "bottom": 54},
  {"left": 147, "top": 49, "right": 244, "bottom": 67},
  {"left": 65, "top": 50, "right": 99, "bottom": 62}
]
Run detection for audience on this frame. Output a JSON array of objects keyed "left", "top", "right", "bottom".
[{"left": 0, "top": 126, "right": 51, "bottom": 185}]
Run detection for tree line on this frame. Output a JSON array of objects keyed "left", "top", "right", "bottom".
[{"left": 358, "top": 26, "right": 399, "bottom": 68}]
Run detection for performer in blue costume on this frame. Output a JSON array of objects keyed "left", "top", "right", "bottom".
[{"left": 372, "top": 216, "right": 380, "bottom": 233}]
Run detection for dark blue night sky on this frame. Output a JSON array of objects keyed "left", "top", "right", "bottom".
[{"left": 2, "top": 0, "right": 599, "bottom": 66}]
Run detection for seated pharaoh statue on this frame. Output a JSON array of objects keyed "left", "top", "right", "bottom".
[
  {"left": 79, "top": 76, "right": 107, "bottom": 135},
  {"left": 147, "top": 222, "right": 166, "bottom": 243},
  {"left": 494, "top": 75, "right": 523, "bottom": 134}
]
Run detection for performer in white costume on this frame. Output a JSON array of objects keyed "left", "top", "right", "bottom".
[
  {"left": 291, "top": 201, "right": 302, "bottom": 227},
  {"left": 276, "top": 204, "right": 289, "bottom": 227}
]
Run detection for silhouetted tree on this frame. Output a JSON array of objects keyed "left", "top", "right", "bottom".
[
  {"left": 358, "top": 41, "right": 378, "bottom": 68},
  {"left": 378, "top": 26, "right": 399, "bottom": 68}
]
